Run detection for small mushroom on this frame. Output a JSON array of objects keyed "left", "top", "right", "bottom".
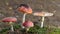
[
  {"left": 18, "top": 4, "right": 32, "bottom": 28},
  {"left": 23, "top": 20, "right": 34, "bottom": 31},
  {"left": 33, "top": 11, "right": 54, "bottom": 28},
  {"left": 2, "top": 17, "right": 17, "bottom": 31}
]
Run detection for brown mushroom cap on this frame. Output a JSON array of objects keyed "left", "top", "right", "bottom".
[
  {"left": 23, "top": 20, "right": 34, "bottom": 28},
  {"left": 2, "top": 17, "right": 17, "bottom": 22},
  {"left": 18, "top": 4, "right": 32, "bottom": 14},
  {"left": 33, "top": 12, "right": 54, "bottom": 16}
]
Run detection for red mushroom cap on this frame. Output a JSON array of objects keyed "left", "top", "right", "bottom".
[
  {"left": 23, "top": 21, "right": 34, "bottom": 28},
  {"left": 2, "top": 17, "right": 17, "bottom": 22},
  {"left": 18, "top": 5, "right": 32, "bottom": 14}
]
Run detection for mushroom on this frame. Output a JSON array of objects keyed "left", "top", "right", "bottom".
[
  {"left": 2, "top": 17, "right": 17, "bottom": 31},
  {"left": 23, "top": 20, "right": 34, "bottom": 31},
  {"left": 18, "top": 4, "right": 32, "bottom": 28},
  {"left": 33, "top": 11, "right": 54, "bottom": 28}
]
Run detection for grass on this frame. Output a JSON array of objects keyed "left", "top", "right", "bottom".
[{"left": 0, "top": 24, "right": 60, "bottom": 34}]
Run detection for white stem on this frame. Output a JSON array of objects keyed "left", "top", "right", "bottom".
[
  {"left": 26, "top": 28, "right": 29, "bottom": 31},
  {"left": 26, "top": 27, "right": 29, "bottom": 31},
  {"left": 22, "top": 13, "right": 27, "bottom": 28},
  {"left": 10, "top": 22, "right": 14, "bottom": 31},
  {"left": 22, "top": 13, "right": 27, "bottom": 23},
  {"left": 41, "top": 16, "right": 45, "bottom": 28}
]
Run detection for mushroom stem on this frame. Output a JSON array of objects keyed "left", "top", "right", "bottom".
[
  {"left": 41, "top": 16, "right": 45, "bottom": 28},
  {"left": 9, "top": 22, "right": 14, "bottom": 31},
  {"left": 22, "top": 13, "right": 27, "bottom": 28},
  {"left": 22, "top": 13, "right": 27, "bottom": 23},
  {"left": 26, "top": 28, "right": 29, "bottom": 31}
]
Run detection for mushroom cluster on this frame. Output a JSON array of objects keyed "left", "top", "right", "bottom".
[
  {"left": 2, "top": 17, "right": 17, "bottom": 31},
  {"left": 0, "top": 3, "right": 55, "bottom": 33}
]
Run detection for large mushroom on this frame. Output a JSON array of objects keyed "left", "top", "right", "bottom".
[
  {"left": 18, "top": 4, "right": 32, "bottom": 28},
  {"left": 2, "top": 17, "right": 17, "bottom": 31},
  {"left": 33, "top": 11, "right": 54, "bottom": 28},
  {"left": 23, "top": 20, "right": 34, "bottom": 31}
]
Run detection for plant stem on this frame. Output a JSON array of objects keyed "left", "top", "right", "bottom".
[
  {"left": 22, "top": 13, "right": 27, "bottom": 28},
  {"left": 41, "top": 16, "right": 45, "bottom": 28},
  {"left": 22, "top": 13, "right": 27, "bottom": 23},
  {"left": 9, "top": 22, "right": 14, "bottom": 32},
  {"left": 26, "top": 28, "right": 29, "bottom": 31},
  {"left": 25, "top": 28, "right": 29, "bottom": 34}
]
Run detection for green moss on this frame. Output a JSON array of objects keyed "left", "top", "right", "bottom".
[
  {"left": 28, "top": 25, "right": 47, "bottom": 34},
  {"left": 50, "top": 28, "right": 60, "bottom": 34},
  {"left": 13, "top": 24, "right": 21, "bottom": 29},
  {"left": 1, "top": 24, "right": 60, "bottom": 34}
]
